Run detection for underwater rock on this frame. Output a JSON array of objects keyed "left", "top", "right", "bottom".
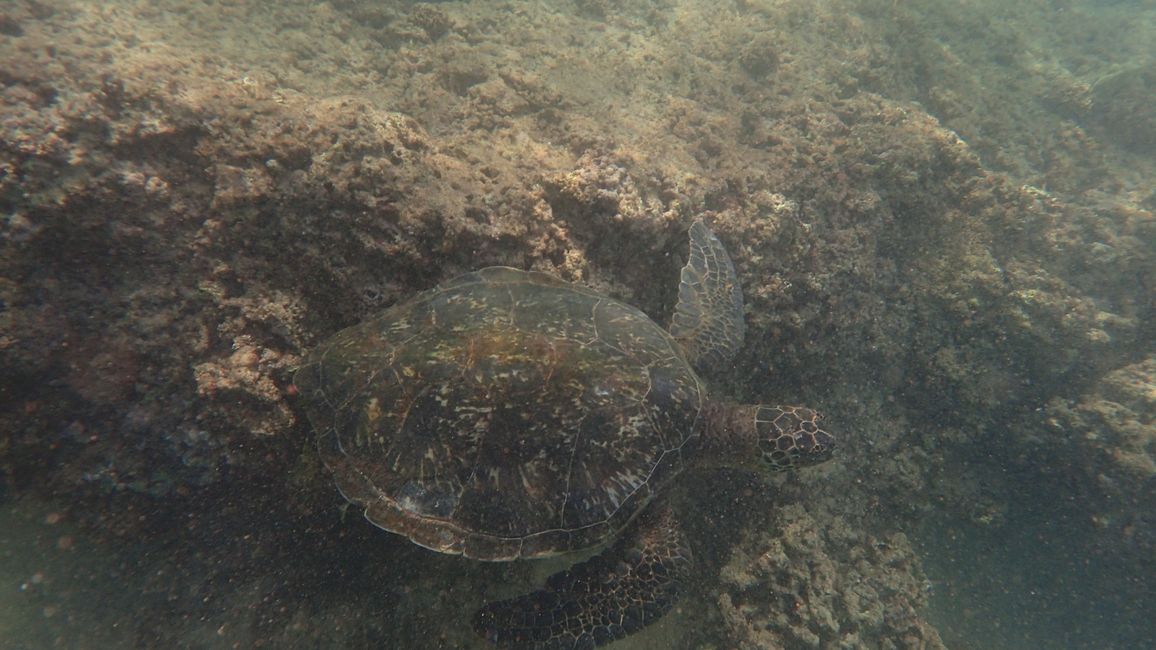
[
  {"left": 1043, "top": 356, "right": 1156, "bottom": 561},
  {"left": 1090, "top": 65, "right": 1156, "bottom": 154},
  {"left": 717, "top": 504, "right": 945, "bottom": 650}
]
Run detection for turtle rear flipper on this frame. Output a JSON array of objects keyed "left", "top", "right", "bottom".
[
  {"left": 670, "top": 219, "right": 745, "bottom": 373},
  {"left": 473, "top": 505, "right": 691, "bottom": 649}
]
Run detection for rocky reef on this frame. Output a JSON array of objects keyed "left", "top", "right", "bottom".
[
  {"left": 1, "top": 0, "right": 1153, "bottom": 647},
  {"left": 718, "top": 505, "right": 944, "bottom": 650},
  {"left": 1041, "top": 357, "right": 1156, "bottom": 562}
]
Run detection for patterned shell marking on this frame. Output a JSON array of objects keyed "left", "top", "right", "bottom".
[{"left": 294, "top": 267, "right": 705, "bottom": 560}]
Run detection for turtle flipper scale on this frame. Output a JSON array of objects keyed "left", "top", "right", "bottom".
[
  {"left": 473, "top": 505, "right": 691, "bottom": 649},
  {"left": 669, "top": 219, "right": 745, "bottom": 373}
]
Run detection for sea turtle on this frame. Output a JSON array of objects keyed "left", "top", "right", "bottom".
[{"left": 293, "top": 219, "right": 836, "bottom": 648}]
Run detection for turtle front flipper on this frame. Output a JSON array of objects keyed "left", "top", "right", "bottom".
[
  {"left": 473, "top": 505, "right": 691, "bottom": 649},
  {"left": 669, "top": 219, "right": 745, "bottom": 374}
]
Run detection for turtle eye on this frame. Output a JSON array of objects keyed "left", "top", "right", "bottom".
[{"left": 808, "top": 430, "right": 837, "bottom": 461}]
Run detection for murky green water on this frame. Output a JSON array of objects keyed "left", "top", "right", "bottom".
[{"left": 2, "top": 0, "right": 1154, "bottom": 648}]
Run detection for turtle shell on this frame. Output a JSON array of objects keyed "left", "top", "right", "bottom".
[{"left": 294, "top": 267, "right": 705, "bottom": 561}]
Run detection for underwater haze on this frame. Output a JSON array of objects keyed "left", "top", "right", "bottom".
[{"left": 1, "top": 0, "right": 1153, "bottom": 648}]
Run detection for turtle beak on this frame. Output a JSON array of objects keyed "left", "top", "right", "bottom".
[
  {"left": 766, "top": 429, "right": 835, "bottom": 471},
  {"left": 800, "top": 429, "right": 836, "bottom": 466}
]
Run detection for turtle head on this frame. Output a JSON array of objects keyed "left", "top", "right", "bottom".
[{"left": 752, "top": 405, "right": 836, "bottom": 471}]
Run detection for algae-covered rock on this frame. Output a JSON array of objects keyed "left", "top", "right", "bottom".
[
  {"left": 717, "top": 505, "right": 945, "bottom": 650},
  {"left": 1043, "top": 356, "right": 1156, "bottom": 561},
  {"left": 1091, "top": 65, "right": 1156, "bottom": 153}
]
